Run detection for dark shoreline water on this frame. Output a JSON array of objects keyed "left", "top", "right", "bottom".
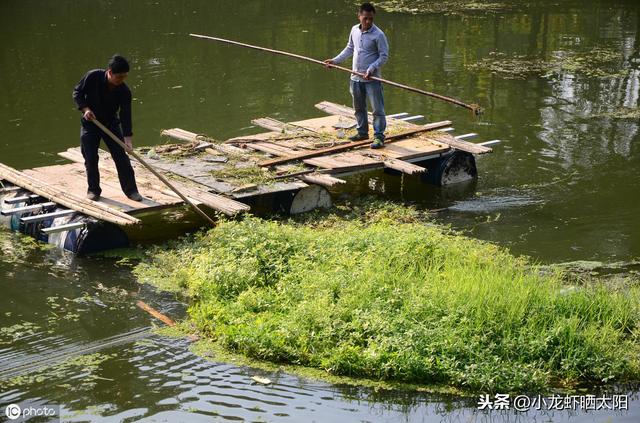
[{"left": 2, "top": 0, "right": 639, "bottom": 421}]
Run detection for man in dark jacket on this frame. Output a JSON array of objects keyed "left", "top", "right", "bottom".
[{"left": 72, "top": 54, "right": 142, "bottom": 201}]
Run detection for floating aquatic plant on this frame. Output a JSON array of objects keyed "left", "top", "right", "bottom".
[
  {"left": 377, "top": 0, "right": 512, "bottom": 15},
  {"left": 466, "top": 48, "right": 625, "bottom": 79},
  {"left": 135, "top": 200, "right": 640, "bottom": 393}
]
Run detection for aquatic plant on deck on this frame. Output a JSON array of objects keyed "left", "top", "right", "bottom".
[{"left": 135, "top": 203, "right": 640, "bottom": 393}]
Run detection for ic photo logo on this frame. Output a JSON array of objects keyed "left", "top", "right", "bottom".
[{"left": 4, "top": 404, "right": 21, "bottom": 420}]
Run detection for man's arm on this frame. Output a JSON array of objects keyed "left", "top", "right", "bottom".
[
  {"left": 72, "top": 71, "right": 95, "bottom": 120},
  {"left": 119, "top": 88, "right": 133, "bottom": 150},
  {"left": 366, "top": 32, "right": 389, "bottom": 77},
  {"left": 324, "top": 28, "right": 355, "bottom": 66}
]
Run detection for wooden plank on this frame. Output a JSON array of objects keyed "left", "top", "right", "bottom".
[
  {"left": 259, "top": 121, "right": 452, "bottom": 167},
  {"left": 364, "top": 137, "right": 450, "bottom": 160},
  {"left": 225, "top": 133, "right": 276, "bottom": 144},
  {"left": 315, "top": 101, "right": 370, "bottom": 121},
  {"left": 161, "top": 128, "right": 206, "bottom": 143},
  {"left": 247, "top": 142, "right": 301, "bottom": 156},
  {"left": 429, "top": 132, "right": 492, "bottom": 154},
  {"left": 0, "top": 163, "right": 139, "bottom": 225},
  {"left": 252, "top": 117, "right": 291, "bottom": 132},
  {"left": 302, "top": 156, "right": 348, "bottom": 169},
  {"left": 304, "top": 155, "right": 384, "bottom": 172},
  {"left": 382, "top": 158, "right": 426, "bottom": 174},
  {"left": 300, "top": 174, "right": 346, "bottom": 187},
  {"left": 314, "top": 101, "right": 417, "bottom": 128},
  {"left": 163, "top": 128, "right": 252, "bottom": 156},
  {"left": 252, "top": 117, "right": 321, "bottom": 135}
]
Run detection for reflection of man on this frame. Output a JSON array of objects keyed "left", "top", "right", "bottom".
[
  {"left": 72, "top": 54, "right": 142, "bottom": 201},
  {"left": 324, "top": 2, "right": 389, "bottom": 149}
]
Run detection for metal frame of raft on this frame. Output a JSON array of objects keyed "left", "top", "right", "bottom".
[{"left": 0, "top": 101, "right": 499, "bottom": 254}]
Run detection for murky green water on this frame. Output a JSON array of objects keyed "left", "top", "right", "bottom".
[{"left": 2, "top": 0, "right": 639, "bottom": 421}]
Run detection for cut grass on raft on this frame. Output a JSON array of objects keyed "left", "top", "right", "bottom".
[{"left": 134, "top": 203, "right": 640, "bottom": 393}]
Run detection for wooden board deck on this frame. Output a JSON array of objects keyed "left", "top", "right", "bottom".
[
  {"left": 58, "top": 148, "right": 251, "bottom": 215},
  {"left": 23, "top": 163, "right": 181, "bottom": 214},
  {"left": 0, "top": 163, "right": 141, "bottom": 225}
]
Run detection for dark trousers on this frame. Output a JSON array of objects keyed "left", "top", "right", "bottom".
[{"left": 80, "top": 122, "right": 138, "bottom": 196}]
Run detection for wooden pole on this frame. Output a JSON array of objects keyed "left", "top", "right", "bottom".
[
  {"left": 189, "top": 33, "right": 482, "bottom": 115},
  {"left": 136, "top": 300, "right": 176, "bottom": 327},
  {"left": 91, "top": 119, "right": 217, "bottom": 226}
]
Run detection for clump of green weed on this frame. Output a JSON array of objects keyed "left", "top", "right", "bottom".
[{"left": 135, "top": 203, "right": 640, "bottom": 393}]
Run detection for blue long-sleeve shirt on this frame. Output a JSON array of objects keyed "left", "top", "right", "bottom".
[
  {"left": 332, "top": 23, "right": 389, "bottom": 82},
  {"left": 72, "top": 69, "right": 133, "bottom": 136}
]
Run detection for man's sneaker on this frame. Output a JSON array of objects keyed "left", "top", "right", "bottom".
[
  {"left": 126, "top": 191, "right": 144, "bottom": 202},
  {"left": 348, "top": 133, "right": 369, "bottom": 142},
  {"left": 370, "top": 138, "right": 385, "bottom": 149},
  {"left": 87, "top": 191, "right": 100, "bottom": 201}
]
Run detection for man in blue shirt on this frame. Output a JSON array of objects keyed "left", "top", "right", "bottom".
[
  {"left": 72, "top": 55, "right": 142, "bottom": 202},
  {"left": 325, "top": 2, "right": 389, "bottom": 149}
]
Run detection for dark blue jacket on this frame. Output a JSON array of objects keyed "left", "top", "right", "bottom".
[{"left": 72, "top": 69, "right": 133, "bottom": 136}]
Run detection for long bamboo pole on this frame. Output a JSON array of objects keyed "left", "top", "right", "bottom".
[
  {"left": 189, "top": 33, "right": 482, "bottom": 115},
  {"left": 91, "top": 119, "right": 217, "bottom": 226}
]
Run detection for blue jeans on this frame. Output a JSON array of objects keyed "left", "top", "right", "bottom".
[{"left": 350, "top": 80, "right": 386, "bottom": 140}]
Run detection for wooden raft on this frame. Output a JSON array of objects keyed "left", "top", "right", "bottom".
[
  {"left": 0, "top": 100, "right": 494, "bottom": 230},
  {"left": 160, "top": 101, "right": 494, "bottom": 190}
]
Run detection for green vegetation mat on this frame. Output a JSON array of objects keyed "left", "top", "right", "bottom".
[{"left": 135, "top": 202, "right": 640, "bottom": 393}]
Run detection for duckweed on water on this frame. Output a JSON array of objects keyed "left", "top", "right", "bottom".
[
  {"left": 4, "top": 352, "right": 115, "bottom": 391},
  {"left": 0, "top": 321, "right": 41, "bottom": 345},
  {"left": 377, "top": 0, "right": 511, "bottom": 15},
  {"left": 466, "top": 48, "right": 625, "bottom": 79},
  {"left": 591, "top": 107, "right": 640, "bottom": 120},
  {"left": 135, "top": 202, "right": 640, "bottom": 393}
]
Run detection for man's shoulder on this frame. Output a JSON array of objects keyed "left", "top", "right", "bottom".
[
  {"left": 372, "top": 24, "right": 386, "bottom": 37},
  {"left": 85, "top": 68, "right": 105, "bottom": 78},
  {"left": 117, "top": 83, "right": 132, "bottom": 97}
]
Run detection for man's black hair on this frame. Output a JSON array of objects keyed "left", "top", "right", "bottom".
[
  {"left": 360, "top": 2, "right": 376, "bottom": 14},
  {"left": 108, "top": 55, "right": 130, "bottom": 74}
]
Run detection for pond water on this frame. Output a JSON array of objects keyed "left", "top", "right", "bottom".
[{"left": 1, "top": 0, "right": 639, "bottom": 421}]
